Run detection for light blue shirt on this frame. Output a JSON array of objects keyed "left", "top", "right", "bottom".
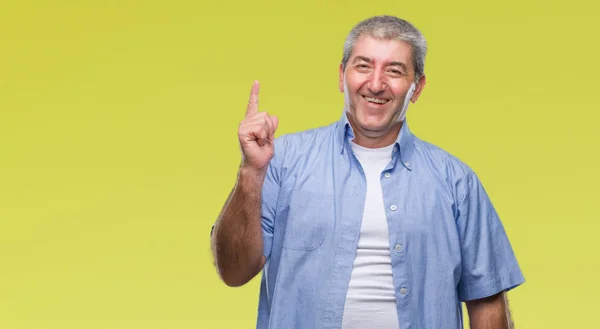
[{"left": 255, "top": 113, "right": 525, "bottom": 329}]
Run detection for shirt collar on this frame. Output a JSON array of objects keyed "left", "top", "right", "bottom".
[{"left": 336, "top": 111, "right": 416, "bottom": 170}]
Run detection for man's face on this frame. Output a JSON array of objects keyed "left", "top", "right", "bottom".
[{"left": 339, "top": 36, "right": 425, "bottom": 142}]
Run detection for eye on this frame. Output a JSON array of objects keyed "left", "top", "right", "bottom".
[
  {"left": 388, "top": 69, "right": 403, "bottom": 75},
  {"left": 354, "top": 64, "right": 371, "bottom": 73}
]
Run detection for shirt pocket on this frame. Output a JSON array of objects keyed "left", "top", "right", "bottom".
[{"left": 282, "top": 190, "right": 333, "bottom": 251}]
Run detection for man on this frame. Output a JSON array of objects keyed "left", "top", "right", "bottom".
[{"left": 210, "top": 15, "right": 525, "bottom": 329}]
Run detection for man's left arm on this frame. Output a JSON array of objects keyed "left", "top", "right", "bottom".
[
  {"left": 466, "top": 291, "right": 513, "bottom": 329},
  {"left": 456, "top": 170, "right": 525, "bottom": 327}
]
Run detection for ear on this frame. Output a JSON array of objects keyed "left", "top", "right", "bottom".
[
  {"left": 339, "top": 63, "right": 345, "bottom": 93},
  {"left": 411, "top": 74, "right": 426, "bottom": 102}
]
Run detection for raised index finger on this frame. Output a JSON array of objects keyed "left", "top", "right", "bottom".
[{"left": 246, "top": 80, "right": 260, "bottom": 117}]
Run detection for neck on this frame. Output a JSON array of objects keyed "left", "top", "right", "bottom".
[{"left": 346, "top": 114, "right": 402, "bottom": 149}]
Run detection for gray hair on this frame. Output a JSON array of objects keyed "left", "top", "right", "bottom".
[{"left": 341, "top": 16, "right": 428, "bottom": 82}]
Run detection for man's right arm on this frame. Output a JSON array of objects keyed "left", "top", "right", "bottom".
[
  {"left": 210, "top": 166, "right": 267, "bottom": 287},
  {"left": 210, "top": 80, "right": 278, "bottom": 287}
]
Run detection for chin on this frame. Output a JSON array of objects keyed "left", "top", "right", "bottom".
[
  {"left": 356, "top": 114, "right": 388, "bottom": 131},
  {"left": 357, "top": 121, "right": 388, "bottom": 134}
]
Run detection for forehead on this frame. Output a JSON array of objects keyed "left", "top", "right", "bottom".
[{"left": 350, "top": 35, "right": 413, "bottom": 65}]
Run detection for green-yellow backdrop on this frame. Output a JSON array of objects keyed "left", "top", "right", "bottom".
[{"left": 1, "top": 0, "right": 599, "bottom": 328}]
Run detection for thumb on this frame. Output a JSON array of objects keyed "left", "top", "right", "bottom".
[{"left": 270, "top": 115, "right": 279, "bottom": 139}]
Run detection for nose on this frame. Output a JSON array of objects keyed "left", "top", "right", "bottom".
[{"left": 367, "top": 71, "right": 385, "bottom": 94}]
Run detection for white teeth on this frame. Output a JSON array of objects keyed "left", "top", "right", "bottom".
[{"left": 364, "top": 96, "right": 388, "bottom": 104}]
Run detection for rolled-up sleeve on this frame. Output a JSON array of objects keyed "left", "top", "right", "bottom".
[
  {"left": 260, "top": 136, "right": 286, "bottom": 260},
  {"left": 456, "top": 171, "right": 525, "bottom": 301}
]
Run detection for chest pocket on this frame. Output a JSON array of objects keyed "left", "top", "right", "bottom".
[{"left": 282, "top": 190, "right": 333, "bottom": 251}]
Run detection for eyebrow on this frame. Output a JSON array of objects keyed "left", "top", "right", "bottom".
[{"left": 351, "top": 56, "right": 407, "bottom": 70}]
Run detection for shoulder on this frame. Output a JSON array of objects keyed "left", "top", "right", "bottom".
[
  {"left": 414, "top": 138, "right": 474, "bottom": 176},
  {"left": 273, "top": 121, "right": 338, "bottom": 160},
  {"left": 276, "top": 122, "right": 336, "bottom": 146},
  {"left": 412, "top": 137, "right": 479, "bottom": 201}
]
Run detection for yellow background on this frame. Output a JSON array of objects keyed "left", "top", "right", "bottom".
[{"left": 1, "top": 0, "right": 599, "bottom": 328}]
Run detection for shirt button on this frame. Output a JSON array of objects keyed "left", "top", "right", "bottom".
[
  {"left": 400, "top": 287, "right": 407, "bottom": 295},
  {"left": 384, "top": 172, "right": 391, "bottom": 178},
  {"left": 395, "top": 244, "right": 403, "bottom": 252},
  {"left": 405, "top": 162, "right": 410, "bottom": 167},
  {"left": 390, "top": 205, "right": 397, "bottom": 211}
]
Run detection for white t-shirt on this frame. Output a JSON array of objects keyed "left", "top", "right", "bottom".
[{"left": 341, "top": 141, "right": 399, "bottom": 329}]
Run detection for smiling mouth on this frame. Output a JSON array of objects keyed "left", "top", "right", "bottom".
[{"left": 362, "top": 96, "right": 390, "bottom": 105}]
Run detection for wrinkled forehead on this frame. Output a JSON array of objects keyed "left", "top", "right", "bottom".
[{"left": 349, "top": 35, "right": 413, "bottom": 67}]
